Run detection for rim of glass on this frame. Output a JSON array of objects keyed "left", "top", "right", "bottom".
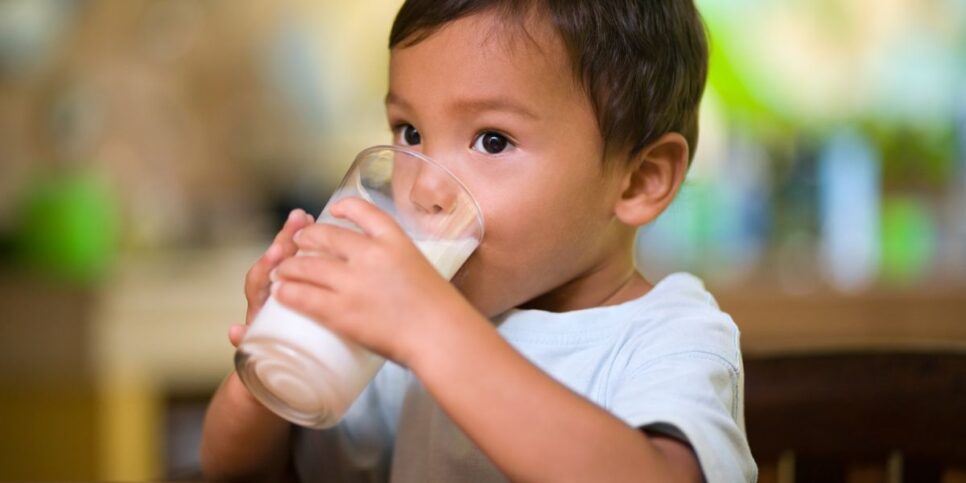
[{"left": 357, "top": 144, "right": 486, "bottom": 242}]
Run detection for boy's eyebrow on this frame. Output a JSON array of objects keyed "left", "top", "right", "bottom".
[
  {"left": 385, "top": 91, "right": 540, "bottom": 121},
  {"left": 385, "top": 91, "right": 412, "bottom": 110},
  {"left": 450, "top": 96, "right": 540, "bottom": 121}
]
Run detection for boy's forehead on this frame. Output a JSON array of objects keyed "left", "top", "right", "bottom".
[
  {"left": 400, "top": 8, "right": 562, "bottom": 61},
  {"left": 387, "top": 10, "right": 579, "bottom": 109}
]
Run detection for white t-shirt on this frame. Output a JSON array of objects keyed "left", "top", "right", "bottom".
[{"left": 293, "top": 273, "right": 758, "bottom": 482}]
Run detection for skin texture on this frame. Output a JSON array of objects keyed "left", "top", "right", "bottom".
[{"left": 202, "top": 9, "right": 701, "bottom": 483}]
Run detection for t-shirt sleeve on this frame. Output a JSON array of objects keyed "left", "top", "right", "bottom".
[
  {"left": 291, "top": 362, "right": 412, "bottom": 483},
  {"left": 610, "top": 351, "right": 757, "bottom": 483}
]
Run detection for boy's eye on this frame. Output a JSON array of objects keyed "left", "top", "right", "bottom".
[
  {"left": 472, "top": 131, "right": 511, "bottom": 154},
  {"left": 397, "top": 124, "right": 421, "bottom": 146}
]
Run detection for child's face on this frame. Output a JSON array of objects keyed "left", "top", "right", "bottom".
[{"left": 387, "top": 11, "right": 633, "bottom": 317}]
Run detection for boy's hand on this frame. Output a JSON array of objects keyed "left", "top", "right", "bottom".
[
  {"left": 273, "top": 197, "right": 472, "bottom": 365},
  {"left": 228, "top": 208, "right": 315, "bottom": 348}
]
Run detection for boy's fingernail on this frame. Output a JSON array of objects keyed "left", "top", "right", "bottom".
[
  {"left": 270, "top": 281, "right": 281, "bottom": 295},
  {"left": 293, "top": 229, "right": 303, "bottom": 243},
  {"left": 288, "top": 209, "right": 303, "bottom": 222},
  {"left": 269, "top": 268, "right": 278, "bottom": 282},
  {"left": 266, "top": 243, "right": 281, "bottom": 259}
]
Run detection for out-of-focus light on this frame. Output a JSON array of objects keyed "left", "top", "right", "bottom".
[
  {"left": 881, "top": 196, "right": 937, "bottom": 285},
  {"left": 698, "top": 0, "right": 964, "bottom": 126},
  {"left": 12, "top": 170, "right": 119, "bottom": 285},
  {"left": 263, "top": 19, "right": 330, "bottom": 132},
  {"left": 0, "top": 0, "right": 73, "bottom": 75},
  {"left": 869, "top": 28, "right": 961, "bottom": 125}
]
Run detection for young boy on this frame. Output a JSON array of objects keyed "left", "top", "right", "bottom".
[{"left": 202, "top": 0, "right": 756, "bottom": 481}]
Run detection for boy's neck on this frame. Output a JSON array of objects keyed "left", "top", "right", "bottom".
[{"left": 518, "top": 244, "right": 652, "bottom": 313}]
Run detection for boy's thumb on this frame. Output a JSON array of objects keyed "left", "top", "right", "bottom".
[{"left": 228, "top": 324, "right": 247, "bottom": 348}]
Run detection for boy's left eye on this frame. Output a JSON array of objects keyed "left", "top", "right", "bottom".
[{"left": 471, "top": 131, "right": 513, "bottom": 154}]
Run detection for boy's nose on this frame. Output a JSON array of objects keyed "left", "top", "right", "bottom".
[{"left": 409, "top": 162, "right": 458, "bottom": 215}]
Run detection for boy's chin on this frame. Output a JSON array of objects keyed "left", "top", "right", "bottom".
[{"left": 448, "top": 258, "right": 525, "bottom": 319}]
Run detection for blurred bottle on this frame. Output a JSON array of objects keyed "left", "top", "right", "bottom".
[
  {"left": 772, "top": 137, "right": 822, "bottom": 294},
  {"left": 817, "top": 131, "right": 881, "bottom": 292}
]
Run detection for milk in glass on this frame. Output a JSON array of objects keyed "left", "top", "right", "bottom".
[{"left": 238, "top": 236, "right": 479, "bottom": 428}]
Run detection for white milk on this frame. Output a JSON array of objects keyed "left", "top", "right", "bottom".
[
  {"left": 414, "top": 237, "right": 480, "bottom": 279},
  {"left": 237, "top": 237, "right": 479, "bottom": 429}
]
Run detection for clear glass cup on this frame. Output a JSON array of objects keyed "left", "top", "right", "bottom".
[{"left": 235, "top": 145, "right": 484, "bottom": 429}]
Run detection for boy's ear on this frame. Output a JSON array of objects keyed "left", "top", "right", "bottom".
[{"left": 613, "top": 132, "right": 689, "bottom": 226}]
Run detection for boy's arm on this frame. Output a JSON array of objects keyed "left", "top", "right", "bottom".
[
  {"left": 275, "top": 199, "right": 703, "bottom": 482},
  {"left": 409, "top": 299, "right": 703, "bottom": 483},
  {"left": 200, "top": 372, "right": 295, "bottom": 482}
]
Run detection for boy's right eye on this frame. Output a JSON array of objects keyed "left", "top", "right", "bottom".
[{"left": 395, "top": 124, "right": 422, "bottom": 146}]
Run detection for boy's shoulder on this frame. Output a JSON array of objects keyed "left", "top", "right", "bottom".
[
  {"left": 618, "top": 272, "right": 742, "bottom": 372},
  {"left": 495, "top": 272, "right": 741, "bottom": 370}
]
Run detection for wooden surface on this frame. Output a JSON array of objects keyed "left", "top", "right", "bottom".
[{"left": 717, "top": 288, "right": 966, "bottom": 356}]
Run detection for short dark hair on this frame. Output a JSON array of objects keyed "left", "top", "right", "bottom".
[{"left": 389, "top": 0, "right": 709, "bottom": 165}]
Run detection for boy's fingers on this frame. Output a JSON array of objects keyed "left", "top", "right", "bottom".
[
  {"left": 276, "top": 281, "right": 340, "bottom": 323},
  {"left": 330, "top": 197, "right": 402, "bottom": 240},
  {"left": 245, "top": 247, "right": 280, "bottom": 305},
  {"left": 274, "top": 209, "right": 314, "bottom": 245},
  {"left": 244, "top": 210, "right": 315, "bottom": 304},
  {"left": 275, "top": 252, "right": 347, "bottom": 289},
  {"left": 228, "top": 324, "right": 247, "bottom": 348},
  {"left": 293, "top": 223, "right": 368, "bottom": 261},
  {"left": 270, "top": 210, "right": 315, "bottom": 270}
]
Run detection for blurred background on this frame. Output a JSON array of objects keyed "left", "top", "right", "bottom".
[{"left": 0, "top": 0, "right": 963, "bottom": 481}]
